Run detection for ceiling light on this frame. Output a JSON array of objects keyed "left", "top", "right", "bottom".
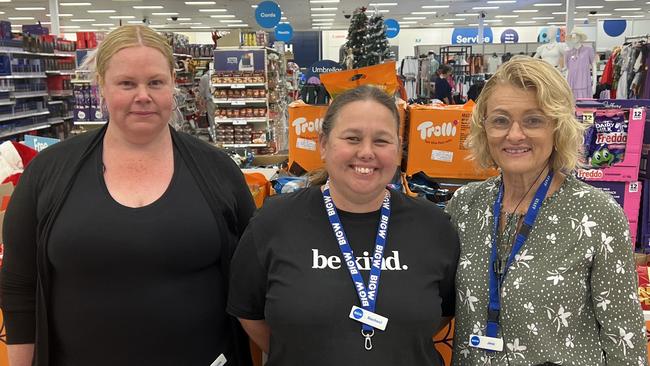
[
  {"left": 227, "top": 24, "right": 249, "bottom": 27},
  {"left": 60, "top": 2, "right": 92, "bottom": 5},
  {"left": 220, "top": 20, "right": 242, "bottom": 23},
  {"left": 127, "top": 20, "right": 143, "bottom": 23},
  {"left": 484, "top": 19, "right": 502, "bottom": 22},
  {"left": 412, "top": 11, "right": 437, "bottom": 14},
  {"left": 513, "top": 9, "right": 538, "bottom": 12},
  {"left": 15, "top": 7, "right": 46, "bottom": 10},
  {"left": 312, "top": 22, "right": 333, "bottom": 26},
  {"left": 576, "top": 5, "right": 604, "bottom": 8},
  {"left": 588, "top": 13, "right": 612, "bottom": 16},
  {"left": 443, "top": 18, "right": 462, "bottom": 21},
  {"left": 198, "top": 9, "right": 227, "bottom": 12},
  {"left": 532, "top": 16, "right": 554, "bottom": 19},
  {"left": 432, "top": 22, "right": 454, "bottom": 25},
  {"left": 456, "top": 13, "right": 479, "bottom": 17},
  {"left": 574, "top": 17, "right": 588, "bottom": 20},
  {"left": 548, "top": 21, "right": 566, "bottom": 24},
  {"left": 378, "top": 9, "right": 389, "bottom": 12},
  {"left": 422, "top": 5, "right": 449, "bottom": 9},
  {"left": 210, "top": 14, "right": 236, "bottom": 18},
  {"left": 48, "top": 13, "right": 73, "bottom": 17},
  {"left": 312, "top": 18, "right": 334, "bottom": 21},
  {"left": 468, "top": 23, "right": 479, "bottom": 26},
  {"left": 487, "top": 0, "right": 516, "bottom": 3},
  {"left": 184, "top": 1, "right": 215, "bottom": 4},
  {"left": 495, "top": 14, "right": 519, "bottom": 18},
  {"left": 110, "top": 15, "right": 136, "bottom": 19},
  {"left": 473, "top": 6, "right": 499, "bottom": 10},
  {"left": 403, "top": 17, "right": 426, "bottom": 20},
  {"left": 614, "top": 8, "right": 642, "bottom": 10},
  {"left": 133, "top": 6, "right": 163, "bottom": 9},
  {"left": 516, "top": 20, "right": 537, "bottom": 23},
  {"left": 92, "top": 23, "right": 115, "bottom": 26},
  {"left": 152, "top": 12, "right": 178, "bottom": 15},
  {"left": 8, "top": 17, "right": 34, "bottom": 20},
  {"left": 398, "top": 21, "right": 417, "bottom": 24},
  {"left": 552, "top": 12, "right": 567, "bottom": 14},
  {"left": 87, "top": 10, "right": 116, "bottom": 13},
  {"left": 312, "top": 26, "right": 332, "bottom": 29},
  {"left": 70, "top": 18, "right": 96, "bottom": 22},
  {"left": 311, "top": 13, "right": 336, "bottom": 16},
  {"left": 534, "top": 3, "right": 562, "bottom": 6},
  {"left": 281, "top": 16, "right": 287, "bottom": 20},
  {"left": 310, "top": 7, "right": 337, "bottom": 11},
  {"left": 168, "top": 17, "right": 191, "bottom": 21},
  {"left": 368, "top": 3, "right": 398, "bottom": 6},
  {"left": 150, "top": 24, "right": 167, "bottom": 28},
  {"left": 621, "top": 14, "right": 645, "bottom": 17}
]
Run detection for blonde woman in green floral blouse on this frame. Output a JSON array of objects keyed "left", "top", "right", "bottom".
[{"left": 446, "top": 56, "right": 647, "bottom": 365}]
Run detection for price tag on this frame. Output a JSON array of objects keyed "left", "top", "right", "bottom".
[
  {"left": 629, "top": 182, "right": 639, "bottom": 193},
  {"left": 631, "top": 108, "right": 644, "bottom": 121},
  {"left": 582, "top": 112, "right": 594, "bottom": 124},
  {"left": 231, "top": 84, "right": 245, "bottom": 89},
  {"left": 231, "top": 100, "right": 246, "bottom": 106},
  {"left": 232, "top": 119, "right": 247, "bottom": 125}
]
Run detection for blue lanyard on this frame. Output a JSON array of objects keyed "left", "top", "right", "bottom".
[
  {"left": 322, "top": 182, "right": 391, "bottom": 337},
  {"left": 486, "top": 171, "right": 553, "bottom": 339}
]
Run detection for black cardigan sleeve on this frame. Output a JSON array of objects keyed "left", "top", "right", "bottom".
[{"left": 1, "top": 160, "right": 40, "bottom": 344}]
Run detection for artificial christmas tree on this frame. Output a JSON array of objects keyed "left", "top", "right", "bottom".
[
  {"left": 344, "top": 7, "right": 368, "bottom": 69},
  {"left": 365, "top": 12, "right": 392, "bottom": 66}
]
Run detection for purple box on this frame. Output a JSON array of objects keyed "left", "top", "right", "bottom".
[
  {"left": 74, "top": 106, "right": 89, "bottom": 122},
  {"left": 640, "top": 179, "right": 650, "bottom": 251},
  {"left": 587, "top": 180, "right": 642, "bottom": 247}
]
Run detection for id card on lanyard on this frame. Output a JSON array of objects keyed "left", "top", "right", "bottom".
[
  {"left": 470, "top": 171, "right": 553, "bottom": 352},
  {"left": 322, "top": 181, "right": 391, "bottom": 351}
]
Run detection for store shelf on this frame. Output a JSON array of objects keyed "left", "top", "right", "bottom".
[
  {"left": 63, "top": 113, "right": 74, "bottom": 120},
  {"left": 222, "top": 143, "right": 267, "bottom": 148},
  {"left": 0, "top": 99, "right": 15, "bottom": 106},
  {"left": 47, "top": 100, "right": 64, "bottom": 105},
  {"left": 0, "top": 73, "right": 47, "bottom": 79},
  {"left": 13, "top": 91, "right": 48, "bottom": 99},
  {"left": 45, "top": 70, "right": 76, "bottom": 76},
  {"left": 212, "top": 83, "right": 266, "bottom": 89},
  {"left": 213, "top": 98, "right": 267, "bottom": 105},
  {"left": 0, "top": 122, "right": 52, "bottom": 138},
  {"left": 0, "top": 109, "right": 49, "bottom": 122},
  {"left": 49, "top": 90, "right": 73, "bottom": 97},
  {"left": 47, "top": 117, "right": 65, "bottom": 125},
  {"left": 215, "top": 117, "right": 268, "bottom": 125},
  {"left": 74, "top": 120, "right": 107, "bottom": 126}
]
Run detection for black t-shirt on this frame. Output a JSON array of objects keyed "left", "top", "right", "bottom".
[
  {"left": 228, "top": 186, "right": 459, "bottom": 366},
  {"left": 434, "top": 77, "right": 452, "bottom": 102},
  {"left": 47, "top": 143, "right": 230, "bottom": 366}
]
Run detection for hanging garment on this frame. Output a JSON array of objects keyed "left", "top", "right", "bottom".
[{"left": 565, "top": 45, "right": 595, "bottom": 99}]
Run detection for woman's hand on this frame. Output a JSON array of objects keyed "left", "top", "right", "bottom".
[{"left": 239, "top": 318, "right": 270, "bottom": 354}]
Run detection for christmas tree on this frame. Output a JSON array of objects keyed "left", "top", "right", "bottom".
[
  {"left": 365, "top": 13, "right": 391, "bottom": 66},
  {"left": 345, "top": 7, "right": 368, "bottom": 69}
]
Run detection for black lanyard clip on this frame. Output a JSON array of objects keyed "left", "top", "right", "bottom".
[{"left": 488, "top": 308, "right": 500, "bottom": 323}]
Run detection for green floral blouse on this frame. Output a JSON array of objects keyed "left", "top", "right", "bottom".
[{"left": 446, "top": 174, "right": 647, "bottom": 366}]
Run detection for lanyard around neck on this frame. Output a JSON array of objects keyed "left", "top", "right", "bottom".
[
  {"left": 321, "top": 182, "right": 391, "bottom": 337},
  {"left": 486, "top": 171, "right": 554, "bottom": 339}
]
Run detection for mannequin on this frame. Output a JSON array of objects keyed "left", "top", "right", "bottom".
[
  {"left": 485, "top": 52, "right": 501, "bottom": 74},
  {"left": 534, "top": 27, "right": 565, "bottom": 69},
  {"left": 564, "top": 28, "right": 597, "bottom": 99}
]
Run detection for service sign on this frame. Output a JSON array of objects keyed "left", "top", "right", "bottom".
[{"left": 451, "top": 27, "right": 494, "bottom": 44}]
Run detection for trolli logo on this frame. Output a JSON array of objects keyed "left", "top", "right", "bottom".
[
  {"left": 416, "top": 121, "right": 457, "bottom": 141},
  {"left": 311, "top": 249, "right": 408, "bottom": 271},
  {"left": 292, "top": 117, "right": 323, "bottom": 135}
]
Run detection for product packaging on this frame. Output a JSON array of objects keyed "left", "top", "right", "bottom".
[
  {"left": 287, "top": 101, "right": 327, "bottom": 175},
  {"left": 319, "top": 61, "right": 399, "bottom": 99},
  {"left": 587, "top": 180, "right": 642, "bottom": 246}
]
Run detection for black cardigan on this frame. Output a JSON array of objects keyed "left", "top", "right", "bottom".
[{"left": 1, "top": 124, "right": 256, "bottom": 366}]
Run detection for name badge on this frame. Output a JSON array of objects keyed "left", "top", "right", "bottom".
[
  {"left": 469, "top": 334, "right": 503, "bottom": 352},
  {"left": 349, "top": 306, "right": 388, "bottom": 331},
  {"left": 209, "top": 353, "right": 227, "bottom": 366}
]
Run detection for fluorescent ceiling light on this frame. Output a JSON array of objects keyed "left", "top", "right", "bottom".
[
  {"left": 495, "top": 14, "right": 519, "bottom": 18},
  {"left": 368, "top": 3, "right": 398, "bottom": 6},
  {"left": 312, "top": 26, "right": 332, "bottom": 29},
  {"left": 48, "top": 13, "right": 73, "bottom": 17},
  {"left": 443, "top": 18, "right": 463, "bottom": 21},
  {"left": 484, "top": 19, "right": 503, "bottom": 22},
  {"left": 378, "top": 9, "right": 389, "bottom": 12},
  {"left": 614, "top": 8, "right": 642, "bottom": 10},
  {"left": 473, "top": 6, "right": 499, "bottom": 10},
  {"left": 532, "top": 16, "right": 554, "bottom": 19},
  {"left": 412, "top": 11, "right": 437, "bottom": 14},
  {"left": 220, "top": 20, "right": 242, "bottom": 23},
  {"left": 311, "top": 13, "right": 336, "bottom": 16},
  {"left": 433, "top": 22, "right": 454, "bottom": 25},
  {"left": 312, "top": 18, "right": 334, "bottom": 21},
  {"left": 15, "top": 7, "right": 45, "bottom": 10},
  {"left": 403, "top": 17, "right": 426, "bottom": 20},
  {"left": 456, "top": 13, "right": 479, "bottom": 17},
  {"left": 8, "top": 17, "right": 35, "bottom": 20},
  {"left": 198, "top": 9, "right": 227, "bottom": 12},
  {"left": 513, "top": 9, "right": 538, "bottom": 12},
  {"left": 574, "top": 17, "right": 588, "bottom": 20},
  {"left": 227, "top": 23, "right": 249, "bottom": 27},
  {"left": 88, "top": 10, "right": 116, "bottom": 13},
  {"left": 92, "top": 23, "right": 115, "bottom": 26},
  {"left": 127, "top": 20, "right": 143, "bottom": 23},
  {"left": 251, "top": 5, "right": 257, "bottom": 8},
  {"left": 281, "top": 16, "right": 287, "bottom": 20},
  {"left": 152, "top": 12, "right": 179, "bottom": 15},
  {"left": 534, "top": 3, "right": 562, "bottom": 6},
  {"left": 168, "top": 17, "right": 191, "bottom": 21},
  {"left": 133, "top": 6, "right": 164, "bottom": 9},
  {"left": 150, "top": 24, "right": 167, "bottom": 28},
  {"left": 398, "top": 21, "right": 417, "bottom": 24},
  {"left": 552, "top": 12, "right": 567, "bottom": 14},
  {"left": 576, "top": 5, "right": 604, "bottom": 8},
  {"left": 548, "top": 21, "right": 566, "bottom": 24},
  {"left": 516, "top": 20, "right": 537, "bottom": 23},
  {"left": 310, "top": 7, "right": 337, "bottom": 11},
  {"left": 422, "top": 5, "right": 449, "bottom": 9},
  {"left": 70, "top": 18, "right": 96, "bottom": 22},
  {"left": 312, "top": 22, "right": 333, "bottom": 26},
  {"left": 61, "top": 2, "right": 92, "bottom": 5},
  {"left": 621, "top": 14, "right": 645, "bottom": 17},
  {"left": 184, "top": 1, "right": 215, "bottom": 4},
  {"left": 210, "top": 14, "right": 236, "bottom": 18},
  {"left": 110, "top": 15, "right": 136, "bottom": 19}
]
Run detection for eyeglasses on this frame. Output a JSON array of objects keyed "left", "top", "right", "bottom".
[{"left": 483, "top": 114, "right": 552, "bottom": 137}]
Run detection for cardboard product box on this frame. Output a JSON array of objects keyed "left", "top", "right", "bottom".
[
  {"left": 405, "top": 102, "right": 497, "bottom": 180},
  {"left": 639, "top": 179, "right": 650, "bottom": 251},
  {"left": 288, "top": 101, "right": 327, "bottom": 175},
  {"left": 587, "top": 180, "right": 642, "bottom": 246},
  {"left": 74, "top": 106, "right": 89, "bottom": 122}
]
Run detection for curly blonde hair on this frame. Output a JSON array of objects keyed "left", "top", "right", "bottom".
[{"left": 466, "top": 56, "right": 586, "bottom": 173}]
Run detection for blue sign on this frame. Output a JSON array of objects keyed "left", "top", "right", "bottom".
[
  {"left": 274, "top": 23, "right": 293, "bottom": 42},
  {"left": 304, "top": 59, "right": 343, "bottom": 81},
  {"left": 500, "top": 29, "right": 519, "bottom": 44},
  {"left": 23, "top": 135, "right": 59, "bottom": 152},
  {"left": 268, "top": 31, "right": 322, "bottom": 68},
  {"left": 451, "top": 27, "right": 493, "bottom": 44},
  {"left": 603, "top": 19, "right": 627, "bottom": 37},
  {"left": 255, "top": 1, "right": 281, "bottom": 29},
  {"left": 384, "top": 18, "right": 400, "bottom": 38}
]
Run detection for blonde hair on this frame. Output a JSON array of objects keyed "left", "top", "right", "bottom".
[
  {"left": 466, "top": 56, "right": 586, "bottom": 173},
  {"left": 81, "top": 25, "right": 174, "bottom": 87}
]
